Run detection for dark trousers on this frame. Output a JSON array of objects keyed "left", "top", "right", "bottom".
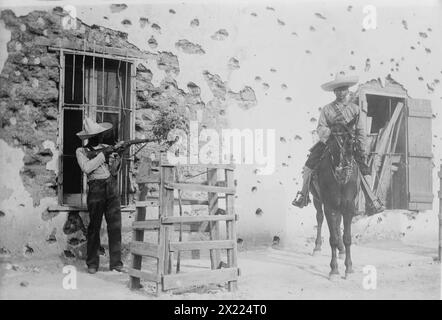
[{"left": 86, "top": 177, "right": 122, "bottom": 269}]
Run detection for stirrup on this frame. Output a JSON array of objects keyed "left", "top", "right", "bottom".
[
  {"left": 368, "top": 198, "right": 385, "bottom": 215},
  {"left": 292, "top": 192, "right": 309, "bottom": 208}
]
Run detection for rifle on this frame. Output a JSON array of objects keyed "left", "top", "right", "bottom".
[{"left": 85, "top": 138, "right": 156, "bottom": 160}]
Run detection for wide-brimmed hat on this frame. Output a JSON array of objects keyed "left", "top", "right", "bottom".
[
  {"left": 76, "top": 117, "right": 113, "bottom": 140},
  {"left": 321, "top": 73, "right": 359, "bottom": 91}
]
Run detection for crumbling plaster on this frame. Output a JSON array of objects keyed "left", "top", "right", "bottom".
[{"left": 1, "top": 1, "right": 442, "bottom": 256}]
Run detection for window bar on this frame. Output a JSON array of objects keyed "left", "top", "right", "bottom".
[
  {"left": 102, "top": 57, "right": 105, "bottom": 121},
  {"left": 72, "top": 54, "right": 75, "bottom": 102},
  {"left": 92, "top": 42, "right": 96, "bottom": 121}
]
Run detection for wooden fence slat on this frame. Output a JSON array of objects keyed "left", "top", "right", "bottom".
[
  {"left": 165, "top": 182, "right": 236, "bottom": 194},
  {"left": 132, "top": 220, "right": 160, "bottom": 230},
  {"left": 225, "top": 169, "right": 238, "bottom": 291},
  {"left": 169, "top": 240, "right": 235, "bottom": 252},
  {"left": 130, "top": 183, "right": 148, "bottom": 290},
  {"left": 135, "top": 198, "right": 210, "bottom": 207},
  {"left": 208, "top": 168, "right": 221, "bottom": 269},
  {"left": 127, "top": 268, "right": 161, "bottom": 283},
  {"left": 162, "top": 268, "right": 238, "bottom": 291},
  {"left": 161, "top": 215, "right": 236, "bottom": 224},
  {"left": 130, "top": 241, "right": 159, "bottom": 258}
]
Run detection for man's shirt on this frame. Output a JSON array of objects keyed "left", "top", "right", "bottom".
[
  {"left": 76, "top": 144, "right": 111, "bottom": 181},
  {"left": 317, "top": 100, "right": 367, "bottom": 154}
]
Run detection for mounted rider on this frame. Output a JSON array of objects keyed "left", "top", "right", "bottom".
[{"left": 292, "top": 73, "right": 384, "bottom": 214}]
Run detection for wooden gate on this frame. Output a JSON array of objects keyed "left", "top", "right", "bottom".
[{"left": 128, "top": 156, "right": 239, "bottom": 294}]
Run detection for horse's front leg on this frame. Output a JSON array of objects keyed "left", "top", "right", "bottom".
[
  {"left": 324, "top": 208, "right": 340, "bottom": 280},
  {"left": 343, "top": 210, "right": 354, "bottom": 278},
  {"left": 337, "top": 214, "right": 345, "bottom": 259},
  {"left": 313, "top": 198, "right": 323, "bottom": 255}
]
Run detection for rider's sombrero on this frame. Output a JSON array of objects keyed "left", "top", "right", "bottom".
[
  {"left": 321, "top": 73, "right": 359, "bottom": 92},
  {"left": 76, "top": 117, "right": 113, "bottom": 140}
]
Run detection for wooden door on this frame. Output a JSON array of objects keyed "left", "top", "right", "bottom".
[{"left": 407, "top": 98, "right": 433, "bottom": 210}]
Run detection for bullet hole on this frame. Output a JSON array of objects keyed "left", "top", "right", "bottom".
[
  {"left": 121, "top": 19, "right": 132, "bottom": 26},
  {"left": 365, "top": 58, "right": 371, "bottom": 72},
  {"left": 139, "top": 17, "right": 149, "bottom": 28},
  {"left": 169, "top": 9, "right": 176, "bottom": 14},
  {"left": 103, "top": 16, "right": 108, "bottom": 20},
  {"left": 24, "top": 244, "right": 34, "bottom": 255},
  {"left": 228, "top": 57, "right": 240, "bottom": 70},
  {"left": 347, "top": 5, "right": 353, "bottom": 12},
  {"left": 277, "top": 19, "right": 285, "bottom": 26},
  {"left": 253, "top": 169, "right": 259, "bottom": 174},
  {"left": 410, "top": 46, "right": 415, "bottom": 50},
  {"left": 315, "top": 12, "right": 326, "bottom": 20},
  {"left": 63, "top": 250, "right": 75, "bottom": 258},
  {"left": 309, "top": 26, "right": 316, "bottom": 32},
  {"left": 175, "top": 39, "right": 205, "bottom": 54},
  {"left": 187, "top": 82, "right": 201, "bottom": 95},
  {"left": 282, "top": 163, "right": 288, "bottom": 167},
  {"left": 151, "top": 23, "right": 161, "bottom": 33},
  {"left": 110, "top": 4, "right": 128, "bottom": 13},
  {"left": 349, "top": 65, "right": 356, "bottom": 71},
  {"left": 285, "top": 97, "right": 292, "bottom": 103},
  {"left": 406, "top": 225, "right": 412, "bottom": 230},
  {"left": 46, "top": 228, "right": 57, "bottom": 244},
  {"left": 310, "top": 117, "right": 317, "bottom": 122},
  {"left": 380, "top": 61, "right": 384, "bottom": 65},
  {"left": 237, "top": 238, "right": 244, "bottom": 245},
  {"left": 219, "top": 110, "right": 226, "bottom": 116},
  {"left": 402, "top": 20, "right": 408, "bottom": 30},
  {"left": 272, "top": 236, "right": 280, "bottom": 246},
  {"left": 211, "top": 29, "right": 229, "bottom": 40},
  {"left": 427, "top": 84, "right": 434, "bottom": 93},
  {"left": 257, "top": 180, "right": 261, "bottom": 184},
  {"left": 251, "top": 12, "right": 257, "bottom": 17},
  {"left": 262, "top": 83, "right": 270, "bottom": 90},
  {"left": 305, "top": 50, "right": 311, "bottom": 54},
  {"left": 266, "top": 6, "right": 275, "bottom": 11},
  {"left": 361, "top": 28, "right": 366, "bottom": 32},
  {"left": 67, "top": 238, "right": 84, "bottom": 246},
  {"left": 288, "top": 155, "right": 292, "bottom": 159},
  {"left": 20, "top": 281, "right": 29, "bottom": 287},
  {"left": 255, "top": 76, "right": 262, "bottom": 82},
  {"left": 190, "top": 18, "right": 199, "bottom": 27},
  {"left": 234, "top": 179, "right": 238, "bottom": 187},
  {"left": 418, "top": 76, "right": 424, "bottom": 81},
  {"left": 148, "top": 36, "right": 158, "bottom": 49},
  {"left": 281, "top": 83, "right": 287, "bottom": 89},
  {"left": 251, "top": 186, "right": 257, "bottom": 193},
  {"left": 294, "top": 135, "right": 302, "bottom": 141},
  {"left": 255, "top": 208, "right": 263, "bottom": 216},
  {"left": 280, "top": 137, "right": 286, "bottom": 143},
  {"left": 419, "top": 32, "right": 428, "bottom": 38},
  {"left": 291, "top": 32, "right": 298, "bottom": 36},
  {"left": 270, "top": 68, "right": 277, "bottom": 73},
  {"left": 0, "top": 210, "right": 5, "bottom": 217},
  {"left": 416, "top": 66, "right": 420, "bottom": 71},
  {"left": 425, "top": 48, "right": 431, "bottom": 54}
]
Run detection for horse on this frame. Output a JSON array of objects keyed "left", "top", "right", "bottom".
[{"left": 313, "top": 122, "right": 360, "bottom": 280}]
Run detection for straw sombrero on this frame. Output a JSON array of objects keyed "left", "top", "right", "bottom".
[
  {"left": 76, "top": 117, "right": 113, "bottom": 140},
  {"left": 321, "top": 73, "right": 359, "bottom": 92}
]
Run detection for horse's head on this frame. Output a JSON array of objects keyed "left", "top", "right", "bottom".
[{"left": 327, "top": 122, "right": 356, "bottom": 185}]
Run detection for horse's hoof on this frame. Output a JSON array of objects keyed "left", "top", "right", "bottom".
[
  {"left": 344, "top": 272, "right": 354, "bottom": 280},
  {"left": 329, "top": 272, "right": 340, "bottom": 281},
  {"left": 312, "top": 249, "right": 321, "bottom": 256},
  {"left": 338, "top": 252, "right": 345, "bottom": 260}
]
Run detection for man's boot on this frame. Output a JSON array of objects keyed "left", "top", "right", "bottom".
[{"left": 292, "top": 166, "right": 313, "bottom": 208}]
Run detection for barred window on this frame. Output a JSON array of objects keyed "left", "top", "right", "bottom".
[{"left": 59, "top": 51, "right": 134, "bottom": 207}]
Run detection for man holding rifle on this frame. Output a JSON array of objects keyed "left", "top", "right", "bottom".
[{"left": 75, "top": 117, "right": 125, "bottom": 274}]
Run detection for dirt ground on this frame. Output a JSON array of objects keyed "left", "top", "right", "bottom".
[{"left": 0, "top": 240, "right": 440, "bottom": 300}]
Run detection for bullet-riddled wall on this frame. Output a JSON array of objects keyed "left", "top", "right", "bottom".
[{"left": 0, "top": 0, "right": 441, "bottom": 255}]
